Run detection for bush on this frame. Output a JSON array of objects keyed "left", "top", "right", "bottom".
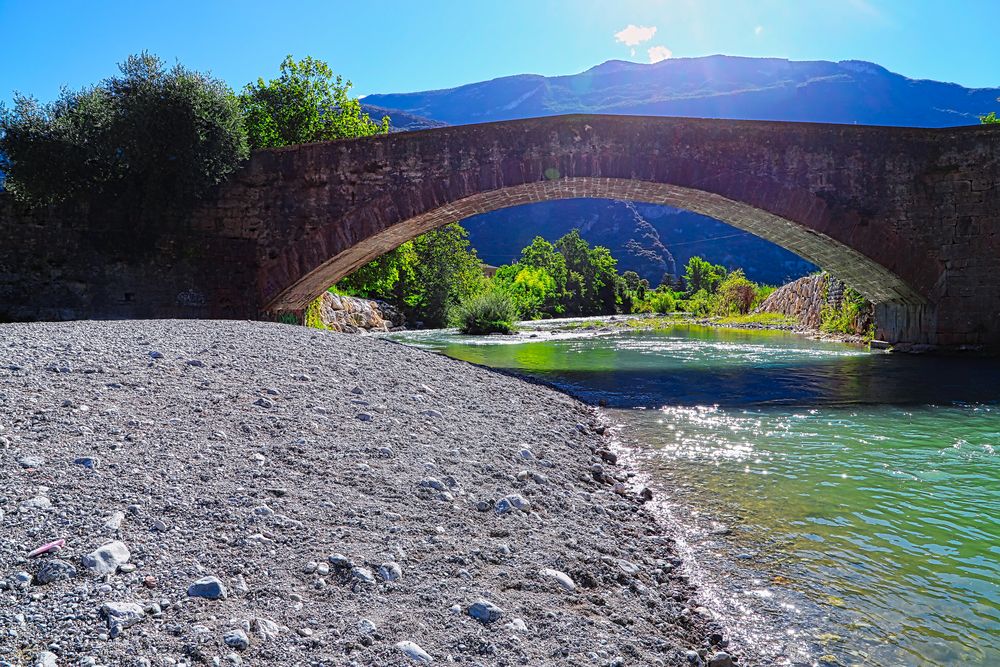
[
  {"left": 639, "top": 289, "right": 676, "bottom": 314},
  {"left": 820, "top": 287, "right": 875, "bottom": 338},
  {"left": 452, "top": 289, "right": 519, "bottom": 335},
  {"left": 0, "top": 52, "right": 248, "bottom": 211},
  {"left": 679, "top": 289, "right": 713, "bottom": 316},
  {"left": 713, "top": 270, "right": 757, "bottom": 316}
]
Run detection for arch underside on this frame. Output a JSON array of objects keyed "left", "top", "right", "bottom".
[{"left": 266, "top": 177, "right": 925, "bottom": 312}]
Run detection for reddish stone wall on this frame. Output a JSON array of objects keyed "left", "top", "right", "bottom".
[{"left": 2, "top": 114, "right": 999, "bottom": 349}]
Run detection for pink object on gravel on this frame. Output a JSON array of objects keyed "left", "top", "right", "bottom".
[{"left": 27, "top": 538, "right": 65, "bottom": 558}]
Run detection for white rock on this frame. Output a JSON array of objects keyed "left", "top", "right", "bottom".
[
  {"left": 396, "top": 640, "right": 433, "bottom": 663},
  {"left": 495, "top": 494, "right": 530, "bottom": 514},
  {"left": 539, "top": 568, "right": 577, "bottom": 592},
  {"left": 81, "top": 541, "right": 131, "bottom": 575},
  {"left": 378, "top": 561, "right": 402, "bottom": 582},
  {"left": 253, "top": 617, "right": 281, "bottom": 641}
]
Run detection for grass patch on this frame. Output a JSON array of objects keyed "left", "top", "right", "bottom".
[{"left": 714, "top": 312, "right": 799, "bottom": 327}]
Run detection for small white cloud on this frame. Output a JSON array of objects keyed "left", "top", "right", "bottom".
[
  {"left": 647, "top": 45, "right": 672, "bottom": 64},
  {"left": 754, "top": 25, "right": 764, "bottom": 36},
  {"left": 615, "top": 24, "right": 657, "bottom": 47}
]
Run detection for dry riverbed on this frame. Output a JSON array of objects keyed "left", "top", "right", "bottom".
[{"left": 0, "top": 320, "right": 746, "bottom": 667}]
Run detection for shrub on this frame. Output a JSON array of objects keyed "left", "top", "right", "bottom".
[
  {"left": 642, "top": 289, "right": 676, "bottom": 314},
  {"left": 713, "top": 269, "right": 757, "bottom": 316},
  {"left": 820, "top": 287, "right": 875, "bottom": 339},
  {"left": 452, "top": 289, "right": 519, "bottom": 335}
]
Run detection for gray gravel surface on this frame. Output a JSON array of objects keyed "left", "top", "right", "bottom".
[{"left": 0, "top": 320, "right": 738, "bottom": 666}]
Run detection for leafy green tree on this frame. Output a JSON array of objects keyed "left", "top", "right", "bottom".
[
  {"left": 400, "top": 223, "right": 485, "bottom": 327},
  {"left": 517, "top": 236, "right": 568, "bottom": 314},
  {"left": 0, "top": 52, "right": 247, "bottom": 210},
  {"left": 492, "top": 264, "right": 557, "bottom": 318},
  {"left": 239, "top": 56, "right": 388, "bottom": 149},
  {"left": 682, "top": 256, "right": 727, "bottom": 295},
  {"left": 982, "top": 111, "right": 999, "bottom": 124},
  {"left": 336, "top": 242, "right": 417, "bottom": 299}
]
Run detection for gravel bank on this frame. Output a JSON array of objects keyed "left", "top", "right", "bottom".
[{"left": 0, "top": 320, "right": 741, "bottom": 667}]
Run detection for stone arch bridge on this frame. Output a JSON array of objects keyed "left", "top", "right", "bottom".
[{"left": 1, "top": 115, "right": 998, "bottom": 349}]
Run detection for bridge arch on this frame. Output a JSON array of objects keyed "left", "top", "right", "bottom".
[
  {"left": 177, "top": 114, "right": 1000, "bottom": 347},
  {"left": 264, "top": 176, "right": 929, "bottom": 312}
]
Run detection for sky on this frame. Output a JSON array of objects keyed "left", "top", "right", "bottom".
[{"left": 1, "top": 0, "right": 999, "bottom": 108}]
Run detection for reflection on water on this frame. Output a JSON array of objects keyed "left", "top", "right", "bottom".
[{"left": 392, "top": 324, "right": 1000, "bottom": 665}]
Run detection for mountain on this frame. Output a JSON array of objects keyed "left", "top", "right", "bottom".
[
  {"left": 360, "top": 104, "right": 446, "bottom": 132},
  {"left": 364, "top": 56, "right": 1000, "bottom": 127},
  {"left": 365, "top": 56, "right": 999, "bottom": 283},
  {"left": 463, "top": 199, "right": 814, "bottom": 287}
]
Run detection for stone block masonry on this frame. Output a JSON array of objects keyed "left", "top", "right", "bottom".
[{"left": 2, "top": 114, "right": 999, "bottom": 349}]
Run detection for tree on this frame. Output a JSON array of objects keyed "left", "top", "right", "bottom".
[
  {"left": 0, "top": 52, "right": 248, "bottom": 210},
  {"left": 982, "top": 112, "right": 1000, "bottom": 125},
  {"left": 682, "top": 256, "right": 727, "bottom": 295},
  {"left": 336, "top": 242, "right": 417, "bottom": 299},
  {"left": 713, "top": 269, "right": 757, "bottom": 315},
  {"left": 399, "top": 224, "right": 485, "bottom": 327},
  {"left": 239, "top": 55, "right": 388, "bottom": 149}
]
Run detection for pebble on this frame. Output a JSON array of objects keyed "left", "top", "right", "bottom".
[
  {"left": 73, "top": 456, "right": 100, "bottom": 469},
  {"left": 539, "top": 568, "right": 577, "bottom": 592},
  {"left": 356, "top": 412, "right": 373, "bottom": 422},
  {"left": 378, "top": 561, "right": 402, "bottom": 582},
  {"left": 101, "top": 601, "right": 145, "bottom": 637},
  {"left": 358, "top": 618, "right": 377, "bottom": 635},
  {"left": 708, "top": 652, "right": 735, "bottom": 667},
  {"left": 36, "top": 558, "right": 77, "bottom": 585},
  {"left": 104, "top": 511, "right": 126, "bottom": 531},
  {"left": 32, "top": 652, "right": 57, "bottom": 667},
  {"left": 467, "top": 599, "right": 504, "bottom": 624},
  {"left": 188, "top": 576, "right": 228, "bottom": 600},
  {"left": 81, "top": 541, "right": 131, "bottom": 575},
  {"left": 495, "top": 494, "right": 530, "bottom": 514},
  {"left": 18, "top": 455, "right": 45, "bottom": 468},
  {"left": 328, "top": 553, "right": 353, "bottom": 569},
  {"left": 223, "top": 629, "right": 250, "bottom": 651},
  {"left": 20, "top": 495, "right": 52, "bottom": 511},
  {"left": 253, "top": 617, "right": 281, "bottom": 642},
  {"left": 396, "top": 640, "right": 433, "bottom": 663},
  {"left": 351, "top": 566, "right": 375, "bottom": 584}
]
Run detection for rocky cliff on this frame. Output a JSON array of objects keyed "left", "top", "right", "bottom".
[{"left": 316, "top": 293, "right": 405, "bottom": 333}]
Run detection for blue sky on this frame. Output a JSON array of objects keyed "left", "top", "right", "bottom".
[{"left": 1, "top": 0, "right": 998, "bottom": 108}]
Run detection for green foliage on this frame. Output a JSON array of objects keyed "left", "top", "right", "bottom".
[
  {"left": 981, "top": 112, "right": 1000, "bottom": 125},
  {"left": 682, "top": 256, "right": 727, "bottom": 295},
  {"left": 712, "top": 269, "right": 757, "bottom": 316},
  {"left": 554, "top": 230, "right": 625, "bottom": 316},
  {"left": 452, "top": 288, "right": 519, "bottom": 334},
  {"left": 634, "top": 288, "right": 676, "bottom": 314},
  {"left": 492, "top": 264, "right": 557, "bottom": 318},
  {"left": 403, "top": 224, "right": 485, "bottom": 327},
  {"left": 679, "top": 289, "right": 713, "bottom": 316},
  {"left": 820, "top": 286, "right": 875, "bottom": 339},
  {"left": 239, "top": 55, "right": 389, "bottom": 149},
  {"left": 0, "top": 52, "right": 248, "bottom": 210},
  {"left": 337, "top": 242, "right": 417, "bottom": 299},
  {"left": 335, "top": 224, "right": 484, "bottom": 328},
  {"left": 304, "top": 298, "right": 327, "bottom": 330}
]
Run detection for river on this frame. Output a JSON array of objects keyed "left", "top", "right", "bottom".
[{"left": 389, "top": 320, "right": 1000, "bottom": 666}]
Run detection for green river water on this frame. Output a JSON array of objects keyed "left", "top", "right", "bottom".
[{"left": 391, "top": 321, "right": 1000, "bottom": 666}]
